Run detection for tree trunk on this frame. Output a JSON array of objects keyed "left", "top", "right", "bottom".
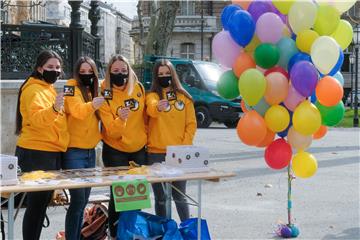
[{"left": 144, "top": 0, "right": 179, "bottom": 56}]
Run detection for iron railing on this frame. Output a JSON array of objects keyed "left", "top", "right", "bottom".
[{"left": 1, "top": 23, "right": 99, "bottom": 79}]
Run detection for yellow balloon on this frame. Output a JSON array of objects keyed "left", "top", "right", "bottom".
[
  {"left": 314, "top": 4, "right": 340, "bottom": 36},
  {"left": 292, "top": 151, "right": 318, "bottom": 178},
  {"left": 287, "top": 126, "right": 312, "bottom": 151},
  {"left": 272, "top": 0, "right": 295, "bottom": 14},
  {"left": 245, "top": 35, "right": 260, "bottom": 56},
  {"left": 264, "top": 105, "right": 290, "bottom": 132},
  {"left": 296, "top": 29, "right": 319, "bottom": 54},
  {"left": 331, "top": 20, "right": 353, "bottom": 50},
  {"left": 239, "top": 69, "right": 266, "bottom": 106},
  {"left": 311, "top": 36, "right": 339, "bottom": 75},
  {"left": 325, "top": 0, "right": 357, "bottom": 14},
  {"left": 293, "top": 101, "right": 321, "bottom": 135},
  {"left": 288, "top": 0, "right": 317, "bottom": 34}
]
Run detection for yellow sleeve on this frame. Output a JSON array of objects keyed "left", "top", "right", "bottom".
[
  {"left": 98, "top": 100, "right": 126, "bottom": 139},
  {"left": 64, "top": 89, "right": 94, "bottom": 120},
  {"left": 182, "top": 98, "right": 197, "bottom": 145},
  {"left": 25, "top": 89, "right": 58, "bottom": 128},
  {"left": 146, "top": 93, "right": 160, "bottom": 118}
]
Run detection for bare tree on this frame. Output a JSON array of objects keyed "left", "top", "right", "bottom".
[{"left": 137, "top": 0, "right": 180, "bottom": 58}]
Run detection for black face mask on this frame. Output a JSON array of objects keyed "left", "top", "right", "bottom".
[
  {"left": 79, "top": 73, "right": 95, "bottom": 86},
  {"left": 158, "top": 76, "right": 172, "bottom": 88},
  {"left": 110, "top": 73, "right": 127, "bottom": 87},
  {"left": 42, "top": 70, "right": 60, "bottom": 84}
]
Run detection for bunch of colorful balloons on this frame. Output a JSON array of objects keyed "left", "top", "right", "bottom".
[{"left": 214, "top": 0, "right": 356, "bottom": 179}]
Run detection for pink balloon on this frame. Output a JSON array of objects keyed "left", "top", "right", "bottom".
[
  {"left": 212, "top": 30, "right": 243, "bottom": 68},
  {"left": 256, "top": 12, "right": 284, "bottom": 44},
  {"left": 284, "top": 84, "right": 305, "bottom": 111}
]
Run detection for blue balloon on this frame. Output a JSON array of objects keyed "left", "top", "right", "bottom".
[
  {"left": 333, "top": 71, "right": 345, "bottom": 86},
  {"left": 228, "top": 10, "right": 255, "bottom": 47},
  {"left": 310, "top": 91, "right": 317, "bottom": 103},
  {"left": 221, "top": 4, "right": 242, "bottom": 31},
  {"left": 328, "top": 47, "right": 344, "bottom": 76},
  {"left": 276, "top": 37, "right": 299, "bottom": 69},
  {"left": 291, "top": 33, "right": 297, "bottom": 41},
  {"left": 288, "top": 52, "right": 311, "bottom": 73}
]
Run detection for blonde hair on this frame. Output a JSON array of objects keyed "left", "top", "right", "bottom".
[{"left": 105, "top": 54, "right": 138, "bottom": 96}]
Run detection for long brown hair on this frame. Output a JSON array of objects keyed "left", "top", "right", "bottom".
[
  {"left": 73, "top": 56, "right": 99, "bottom": 102},
  {"left": 104, "top": 54, "right": 138, "bottom": 96},
  {"left": 73, "top": 56, "right": 101, "bottom": 120},
  {"left": 15, "top": 50, "right": 63, "bottom": 135},
  {"left": 150, "top": 59, "right": 193, "bottom": 100}
]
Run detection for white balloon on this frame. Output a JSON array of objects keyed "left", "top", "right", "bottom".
[{"left": 311, "top": 36, "right": 340, "bottom": 75}]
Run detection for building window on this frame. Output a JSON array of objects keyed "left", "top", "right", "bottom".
[
  {"left": 180, "top": 43, "right": 195, "bottom": 59},
  {"left": 180, "top": 1, "right": 195, "bottom": 16}
]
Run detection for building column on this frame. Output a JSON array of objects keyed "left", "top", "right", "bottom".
[
  {"left": 89, "top": 0, "right": 101, "bottom": 66},
  {"left": 69, "top": 0, "right": 84, "bottom": 73}
]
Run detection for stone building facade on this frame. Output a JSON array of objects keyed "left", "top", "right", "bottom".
[{"left": 130, "top": 0, "right": 230, "bottom": 63}]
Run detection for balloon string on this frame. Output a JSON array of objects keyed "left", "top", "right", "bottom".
[{"left": 288, "top": 164, "right": 293, "bottom": 226}]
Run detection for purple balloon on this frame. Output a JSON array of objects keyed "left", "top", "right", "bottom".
[
  {"left": 290, "top": 61, "right": 319, "bottom": 97},
  {"left": 212, "top": 30, "right": 243, "bottom": 68},
  {"left": 248, "top": 0, "right": 274, "bottom": 23}
]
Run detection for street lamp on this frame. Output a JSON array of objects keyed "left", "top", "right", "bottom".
[
  {"left": 353, "top": 24, "right": 359, "bottom": 127},
  {"left": 349, "top": 53, "right": 355, "bottom": 109}
]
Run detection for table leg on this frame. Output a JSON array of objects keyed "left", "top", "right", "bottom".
[
  {"left": 8, "top": 193, "right": 14, "bottom": 240},
  {"left": 165, "top": 182, "right": 172, "bottom": 219},
  {"left": 197, "top": 180, "right": 202, "bottom": 240}
]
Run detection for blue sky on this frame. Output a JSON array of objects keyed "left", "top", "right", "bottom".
[{"left": 105, "top": 0, "right": 138, "bottom": 19}]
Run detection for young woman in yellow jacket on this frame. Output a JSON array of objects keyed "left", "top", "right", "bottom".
[
  {"left": 98, "top": 55, "right": 147, "bottom": 238},
  {"left": 63, "top": 56, "right": 104, "bottom": 240},
  {"left": 15, "top": 50, "right": 69, "bottom": 240},
  {"left": 146, "top": 59, "right": 197, "bottom": 221}
]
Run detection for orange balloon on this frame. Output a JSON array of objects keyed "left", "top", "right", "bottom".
[
  {"left": 313, "top": 125, "right": 328, "bottom": 140},
  {"left": 232, "top": 52, "right": 256, "bottom": 77},
  {"left": 232, "top": 0, "right": 252, "bottom": 10},
  {"left": 257, "top": 128, "right": 275, "bottom": 147},
  {"left": 315, "top": 76, "right": 344, "bottom": 107},
  {"left": 236, "top": 110, "right": 267, "bottom": 146},
  {"left": 241, "top": 99, "right": 249, "bottom": 113},
  {"left": 264, "top": 72, "right": 289, "bottom": 105}
]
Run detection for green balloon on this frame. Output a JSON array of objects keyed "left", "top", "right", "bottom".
[
  {"left": 254, "top": 43, "right": 280, "bottom": 69},
  {"left": 239, "top": 69, "right": 266, "bottom": 106},
  {"left": 315, "top": 101, "right": 345, "bottom": 126},
  {"left": 217, "top": 70, "right": 239, "bottom": 99}
]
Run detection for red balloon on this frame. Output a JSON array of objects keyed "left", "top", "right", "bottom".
[
  {"left": 264, "top": 66, "right": 289, "bottom": 79},
  {"left": 264, "top": 138, "right": 292, "bottom": 169}
]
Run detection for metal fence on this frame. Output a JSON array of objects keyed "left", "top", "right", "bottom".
[{"left": 1, "top": 23, "right": 99, "bottom": 79}]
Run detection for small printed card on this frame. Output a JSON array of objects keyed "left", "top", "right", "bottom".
[{"left": 63, "top": 85, "right": 75, "bottom": 96}]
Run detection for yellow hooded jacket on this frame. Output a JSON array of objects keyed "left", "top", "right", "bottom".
[
  {"left": 146, "top": 90, "right": 197, "bottom": 153},
  {"left": 99, "top": 80, "right": 147, "bottom": 152},
  {"left": 17, "top": 77, "right": 69, "bottom": 152},
  {"left": 64, "top": 79, "right": 102, "bottom": 149}
]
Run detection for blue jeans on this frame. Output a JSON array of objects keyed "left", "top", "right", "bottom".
[{"left": 62, "top": 148, "right": 96, "bottom": 240}]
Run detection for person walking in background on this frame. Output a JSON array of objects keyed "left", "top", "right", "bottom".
[
  {"left": 98, "top": 55, "right": 147, "bottom": 239},
  {"left": 146, "top": 59, "right": 197, "bottom": 221},
  {"left": 15, "top": 50, "right": 69, "bottom": 240},
  {"left": 63, "top": 56, "right": 104, "bottom": 240}
]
